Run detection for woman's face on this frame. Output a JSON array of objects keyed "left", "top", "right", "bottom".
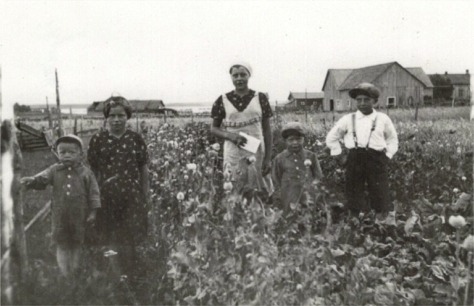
[
  {"left": 231, "top": 66, "right": 250, "bottom": 91},
  {"left": 107, "top": 106, "right": 128, "bottom": 133}
]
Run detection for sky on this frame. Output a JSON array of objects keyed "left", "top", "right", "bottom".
[{"left": 1, "top": 0, "right": 474, "bottom": 117}]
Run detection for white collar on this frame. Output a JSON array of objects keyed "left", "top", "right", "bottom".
[{"left": 355, "top": 109, "right": 377, "bottom": 119}]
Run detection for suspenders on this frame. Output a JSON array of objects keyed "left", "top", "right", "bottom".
[{"left": 351, "top": 113, "right": 377, "bottom": 149}]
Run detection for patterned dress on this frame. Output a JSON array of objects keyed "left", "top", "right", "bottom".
[
  {"left": 211, "top": 90, "right": 273, "bottom": 192},
  {"left": 87, "top": 129, "right": 149, "bottom": 245}
]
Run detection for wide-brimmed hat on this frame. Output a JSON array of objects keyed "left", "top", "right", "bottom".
[
  {"left": 349, "top": 82, "right": 380, "bottom": 99},
  {"left": 281, "top": 122, "right": 305, "bottom": 138},
  {"left": 55, "top": 134, "right": 83, "bottom": 150}
]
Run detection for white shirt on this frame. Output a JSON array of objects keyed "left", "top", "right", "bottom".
[{"left": 325, "top": 110, "right": 398, "bottom": 159}]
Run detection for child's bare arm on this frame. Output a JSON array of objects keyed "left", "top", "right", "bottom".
[
  {"left": 21, "top": 166, "right": 54, "bottom": 190},
  {"left": 312, "top": 154, "right": 324, "bottom": 181},
  {"left": 20, "top": 177, "right": 35, "bottom": 187},
  {"left": 86, "top": 208, "right": 97, "bottom": 223}
]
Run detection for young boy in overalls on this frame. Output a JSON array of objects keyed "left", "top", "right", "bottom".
[
  {"left": 21, "top": 135, "right": 101, "bottom": 279},
  {"left": 325, "top": 83, "right": 398, "bottom": 217},
  {"left": 272, "top": 122, "right": 323, "bottom": 211}
]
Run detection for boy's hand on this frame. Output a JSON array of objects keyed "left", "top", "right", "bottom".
[
  {"left": 323, "top": 146, "right": 332, "bottom": 156},
  {"left": 20, "top": 177, "right": 34, "bottom": 186},
  {"left": 336, "top": 154, "right": 348, "bottom": 166},
  {"left": 86, "top": 211, "right": 97, "bottom": 224}
]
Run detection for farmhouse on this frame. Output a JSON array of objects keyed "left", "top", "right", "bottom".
[
  {"left": 429, "top": 70, "right": 471, "bottom": 102},
  {"left": 88, "top": 100, "right": 165, "bottom": 114},
  {"left": 322, "top": 62, "right": 433, "bottom": 112},
  {"left": 284, "top": 92, "right": 324, "bottom": 111}
]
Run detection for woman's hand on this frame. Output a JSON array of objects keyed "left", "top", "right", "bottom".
[
  {"left": 262, "top": 159, "right": 271, "bottom": 176},
  {"left": 229, "top": 133, "right": 247, "bottom": 147}
]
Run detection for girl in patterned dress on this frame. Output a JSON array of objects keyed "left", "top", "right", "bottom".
[
  {"left": 87, "top": 96, "right": 149, "bottom": 277},
  {"left": 210, "top": 63, "right": 273, "bottom": 194}
]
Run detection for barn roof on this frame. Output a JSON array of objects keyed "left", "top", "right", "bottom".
[
  {"left": 406, "top": 67, "right": 434, "bottom": 88},
  {"left": 339, "top": 62, "right": 396, "bottom": 90},
  {"left": 321, "top": 69, "right": 353, "bottom": 91},
  {"left": 332, "top": 62, "right": 429, "bottom": 90},
  {"left": 289, "top": 92, "right": 324, "bottom": 100}
]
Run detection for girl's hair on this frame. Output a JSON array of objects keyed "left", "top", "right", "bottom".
[{"left": 103, "top": 96, "right": 132, "bottom": 119}]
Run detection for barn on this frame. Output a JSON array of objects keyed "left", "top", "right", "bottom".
[
  {"left": 285, "top": 92, "right": 324, "bottom": 111},
  {"left": 322, "top": 62, "right": 433, "bottom": 112}
]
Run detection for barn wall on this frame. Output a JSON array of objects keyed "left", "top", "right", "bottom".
[
  {"left": 374, "top": 64, "right": 426, "bottom": 108},
  {"left": 323, "top": 74, "right": 343, "bottom": 111}
]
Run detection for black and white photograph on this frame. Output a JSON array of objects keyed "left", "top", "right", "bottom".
[{"left": 1, "top": 1, "right": 473, "bottom": 305}]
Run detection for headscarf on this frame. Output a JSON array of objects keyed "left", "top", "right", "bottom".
[{"left": 229, "top": 61, "right": 252, "bottom": 76}]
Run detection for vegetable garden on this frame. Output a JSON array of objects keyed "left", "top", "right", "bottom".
[{"left": 17, "top": 107, "right": 474, "bottom": 305}]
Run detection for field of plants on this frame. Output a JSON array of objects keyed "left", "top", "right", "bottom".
[{"left": 18, "top": 106, "right": 473, "bottom": 305}]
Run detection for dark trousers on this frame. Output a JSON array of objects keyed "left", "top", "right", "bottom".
[{"left": 345, "top": 148, "right": 392, "bottom": 213}]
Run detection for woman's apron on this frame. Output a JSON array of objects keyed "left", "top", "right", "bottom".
[{"left": 222, "top": 92, "right": 267, "bottom": 192}]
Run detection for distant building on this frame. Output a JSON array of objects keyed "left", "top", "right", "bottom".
[
  {"left": 322, "top": 62, "right": 433, "bottom": 112},
  {"left": 88, "top": 100, "right": 165, "bottom": 114},
  {"left": 285, "top": 92, "right": 324, "bottom": 111},
  {"left": 429, "top": 70, "right": 470, "bottom": 101},
  {"left": 166, "top": 102, "right": 212, "bottom": 116},
  {"left": 27, "top": 104, "right": 90, "bottom": 115}
]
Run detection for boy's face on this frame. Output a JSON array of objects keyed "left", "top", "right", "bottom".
[
  {"left": 57, "top": 142, "right": 82, "bottom": 166},
  {"left": 285, "top": 135, "right": 304, "bottom": 153},
  {"left": 355, "top": 94, "right": 375, "bottom": 115}
]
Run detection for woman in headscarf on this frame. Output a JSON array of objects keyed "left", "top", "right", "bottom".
[
  {"left": 87, "top": 95, "right": 149, "bottom": 278},
  {"left": 210, "top": 63, "right": 273, "bottom": 194}
]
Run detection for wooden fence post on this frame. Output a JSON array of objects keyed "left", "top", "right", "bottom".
[
  {"left": 55, "top": 69, "right": 63, "bottom": 137},
  {"left": 1, "top": 120, "right": 28, "bottom": 304},
  {"left": 73, "top": 118, "right": 78, "bottom": 135}
]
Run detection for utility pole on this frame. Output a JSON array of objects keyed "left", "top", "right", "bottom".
[
  {"left": 135, "top": 102, "right": 139, "bottom": 131},
  {"left": 305, "top": 89, "right": 308, "bottom": 123},
  {"left": 55, "top": 69, "right": 63, "bottom": 137},
  {"left": 275, "top": 100, "right": 278, "bottom": 125},
  {"left": 46, "top": 96, "right": 53, "bottom": 128}
]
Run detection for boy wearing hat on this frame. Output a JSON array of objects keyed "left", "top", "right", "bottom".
[
  {"left": 325, "top": 82, "right": 398, "bottom": 216},
  {"left": 21, "top": 135, "right": 101, "bottom": 280},
  {"left": 272, "top": 122, "right": 323, "bottom": 211}
]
